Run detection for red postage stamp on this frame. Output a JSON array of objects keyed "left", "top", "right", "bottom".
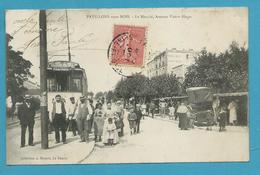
[{"left": 109, "top": 25, "right": 146, "bottom": 67}]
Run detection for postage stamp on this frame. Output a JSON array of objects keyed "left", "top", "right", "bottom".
[{"left": 109, "top": 25, "right": 146, "bottom": 67}]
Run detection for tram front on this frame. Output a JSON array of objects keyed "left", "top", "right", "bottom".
[{"left": 46, "top": 61, "right": 88, "bottom": 113}]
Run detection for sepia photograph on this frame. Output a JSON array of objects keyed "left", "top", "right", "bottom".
[{"left": 5, "top": 7, "right": 249, "bottom": 165}]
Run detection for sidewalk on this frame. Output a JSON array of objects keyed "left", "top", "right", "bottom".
[{"left": 6, "top": 119, "right": 95, "bottom": 165}]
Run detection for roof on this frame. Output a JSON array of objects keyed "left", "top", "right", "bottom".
[
  {"left": 47, "top": 61, "right": 84, "bottom": 71},
  {"left": 153, "top": 96, "right": 188, "bottom": 100},
  {"left": 214, "top": 92, "right": 248, "bottom": 97},
  {"left": 186, "top": 87, "right": 211, "bottom": 92}
]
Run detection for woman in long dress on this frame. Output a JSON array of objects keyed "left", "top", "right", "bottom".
[
  {"left": 219, "top": 105, "right": 227, "bottom": 132},
  {"left": 212, "top": 96, "right": 220, "bottom": 124},
  {"left": 228, "top": 100, "right": 238, "bottom": 125},
  {"left": 177, "top": 102, "right": 189, "bottom": 130},
  {"left": 93, "top": 103, "right": 105, "bottom": 142}
]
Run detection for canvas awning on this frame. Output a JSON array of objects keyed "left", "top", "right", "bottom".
[
  {"left": 153, "top": 96, "right": 188, "bottom": 101},
  {"left": 213, "top": 92, "right": 248, "bottom": 97},
  {"left": 186, "top": 87, "right": 213, "bottom": 103}
]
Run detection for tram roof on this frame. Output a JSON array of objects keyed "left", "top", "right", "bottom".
[{"left": 47, "top": 61, "right": 85, "bottom": 71}]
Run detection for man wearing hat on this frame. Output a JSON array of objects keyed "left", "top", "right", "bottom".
[
  {"left": 135, "top": 104, "right": 143, "bottom": 133},
  {"left": 18, "top": 95, "right": 37, "bottom": 147},
  {"left": 51, "top": 94, "right": 67, "bottom": 144},
  {"left": 115, "top": 100, "right": 124, "bottom": 137},
  {"left": 77, "top": 96, "right": 90, "bottom": 142},
  {"left": 67, "top": 97, "right": 78, "bottom": 136}
]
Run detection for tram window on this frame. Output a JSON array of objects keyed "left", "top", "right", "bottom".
[
  {"left": 56, "top": 73, "right": 68, "bottom": 91},
  {"left": 71, "top": 78, "right": 81, "bottom": 92},
  {"left": 47, "top": 79, "right": 56, "bottom": 92},
  {"left": 47, "top": 72, "right": 69, "bottom": 92}
]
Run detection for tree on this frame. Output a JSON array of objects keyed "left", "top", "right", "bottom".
[
  {"left": 6, "top": 33, "right": 33, "bottom": 118},
  {"left": 184, "top": 42, "right": 248, "bottom": 93},
  {"left": 150, "top": 74, "right": 183, "bottom": 98},
  {"left": 114, "top": 78, "right": 131, "bottom": 100},
  {"left": 114, "top": 73, "right": 182, "bottom": 105}
]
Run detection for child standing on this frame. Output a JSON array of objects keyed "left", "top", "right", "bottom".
[
  {"left": 169, "top": 104, "right": 175, "bottom": 120},
  {"left": 128, "top": 107, "right": 137, "bottom": 135},
  {"left": 104, "top": 117, "right": 118, "bottom": 145}
]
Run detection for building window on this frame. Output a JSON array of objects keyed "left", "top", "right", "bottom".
[{"left": 186, "top": 54, "right": 189, "bottom": 59}]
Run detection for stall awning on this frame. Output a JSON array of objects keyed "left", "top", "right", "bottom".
[
  {"left": 213, "top": 92, "right": 248, "bottom": 97},
  {"left": 153, "top": 96, "right": 188, "bottom": 101}
]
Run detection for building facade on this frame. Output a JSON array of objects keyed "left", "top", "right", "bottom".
[{"left": 146, "top": 48, "right": 197, "bottom": 82}]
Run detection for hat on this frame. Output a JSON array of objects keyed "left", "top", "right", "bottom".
[
  {"left": 116, "top": 100, "right": 121, "bottom": 104},
  {"left": 136, "top": 104, "right": 141, "bottom": 107},
  {"left": 55, "top": 94, "right": 61, "bottom": 98},
  {"left": 80, "top": 96, "right": 86, "bottom": 100},
  {"left": 70, "top": 97, "right": 75, "bottom": 100},
  {"left": 24, "top": 95, "right": 32, "bottom": 100}
]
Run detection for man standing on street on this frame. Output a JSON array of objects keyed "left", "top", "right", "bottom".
[
  {"left": 18, "top": 95, "right": 37, "bottom": 148},
  {"left": 77, "top": 96, "right": 90, "bottom": 142},
  {"left": 114, "top": 101, "right": 124, "bottom": 137},
  {"left": 51, "top": 95, "right": 67, "bottom": 144},
  {"left": 150, "top": 101, "right": 155, "bottom": 118},
  {"left": 67, "top": 97, "right": 78, "bottom": 136},
  {"left": 135, "top": 104, "right": 143, "bottom": 133}
]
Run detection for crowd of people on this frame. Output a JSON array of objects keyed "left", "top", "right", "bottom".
[
  {"left": 17, "top": 93, "right": 147, "bottom": 148},
  {"left": 17, "top": 93, "right": 240, "bottom": 148},
  {"left": 49, "top": 95, "right": 129, "bottom": 146}
]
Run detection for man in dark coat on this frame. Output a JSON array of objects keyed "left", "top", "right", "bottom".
[
  {"left": 115, "top": 100, "right": 124, "bottom": 137},
  {"left": 135, "top": 104, "right": 143, "bottom": 133},
  {"left": 150, "top": 101, "right": 155, "bottom": 118},
  {"left": 18, "top": 95, "right": 37, "bottom": 148},
  {"left": 51, "top": 94, "right": 67, "bottom": 144}
]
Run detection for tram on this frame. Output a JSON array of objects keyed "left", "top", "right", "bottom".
[{"left": 47, "top": 60, "right": 88, "bottom": 113}]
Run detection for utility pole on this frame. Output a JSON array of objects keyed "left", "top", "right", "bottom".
[
  {"left": 39, "top": 10, "right": 48, "bottom": 149},
  {"left": 65, "top": 10, "right": 72, "bottom": 62}
]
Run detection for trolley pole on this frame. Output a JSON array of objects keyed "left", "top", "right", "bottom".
[{"left": 39, "top": 10, "right": 49, "bottom": 149}]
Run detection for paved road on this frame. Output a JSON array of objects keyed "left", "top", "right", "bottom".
[{"left": 82, "top": 116, "right": 249, "bottom": 163}]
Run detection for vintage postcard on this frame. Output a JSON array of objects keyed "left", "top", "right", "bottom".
[{"left": 5, "top": 7, "right": 249, "bottom": 165}]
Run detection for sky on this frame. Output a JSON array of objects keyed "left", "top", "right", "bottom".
[{"left": 6, "top": 8, "right": 248, "bottom": 93}]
